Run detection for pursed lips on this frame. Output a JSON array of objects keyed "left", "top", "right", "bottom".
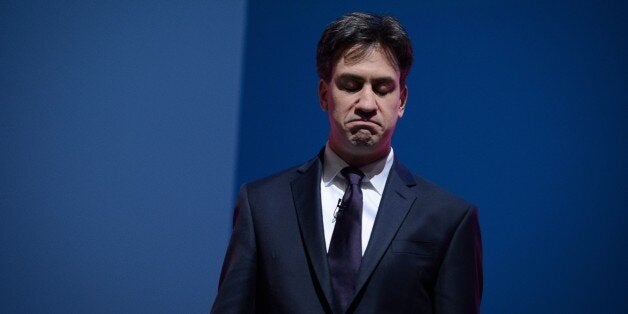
[
  {"left": 347, "top": 119, "right": 381, "bottom": 127},
  {"left": 346, "top": 119, "right": 381, "bottom": 133}
]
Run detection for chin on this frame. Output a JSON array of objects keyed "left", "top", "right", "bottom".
[
  {"left": 349, "top": 136, "right": 377, "bottom": 148},
  {"left": 348, "top": 130, "right": 381, "bottom": 146}
]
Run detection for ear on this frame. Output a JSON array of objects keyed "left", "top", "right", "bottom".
[
  {"left": 398, "top": 84, "right": 408, "bottom": 118},
  {"left": 318, "top": 79, "right": 329, "bottom": 111}
]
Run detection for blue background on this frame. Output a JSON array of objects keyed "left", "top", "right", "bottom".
[{"left": 2, "top": 1, "right": 627, "bottom": 313}]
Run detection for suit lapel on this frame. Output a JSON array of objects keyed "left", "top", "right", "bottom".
[
  {"left": 353, "top": 160, "right": 417, "bottom": 297},
  {"left": 291, "top": 154, "right": 335, "bottom": 310}
]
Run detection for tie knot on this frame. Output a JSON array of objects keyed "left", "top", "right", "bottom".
[{"left": 340, "top": 167, "right": 364, "bottom": 186}]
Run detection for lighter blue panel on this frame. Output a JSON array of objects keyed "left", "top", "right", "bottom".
[{"left": 1, "top": 1, "right": 246, "bottom": 312}]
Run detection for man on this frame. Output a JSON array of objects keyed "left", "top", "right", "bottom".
[{"left": 212, "top": 12, "right": 482, "bottom": 313}]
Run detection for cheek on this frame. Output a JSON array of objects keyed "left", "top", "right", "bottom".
[
  {"left": 331, "top": 110, "right": 345, "bottom": 126},
  {"left": 331, "top": 91, "right": 355, "bottom": 109},
  {"left": 383, "top": 103, "right": 402, "bottom": 125}
]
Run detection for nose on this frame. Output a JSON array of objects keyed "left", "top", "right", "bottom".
[{"left": 355, "top": 87, "right": 377, "bottom": 118}]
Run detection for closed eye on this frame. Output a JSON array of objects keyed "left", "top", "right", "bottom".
[
  {"left": 340, "top": 80, "right": 363, "bottom": 92},
  {"left": 335, "top": 74, "right": 365, "bottom": 93},
  {"left": 373, "top": 80, "right": 396, "bottom": 96}
]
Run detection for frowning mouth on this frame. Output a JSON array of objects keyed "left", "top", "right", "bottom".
[
  {"left": 347, "top": 120, "right": 380, "bottom": 133},
  {"left": 347, "top": 119, "right": 381, "bottom": 127}
]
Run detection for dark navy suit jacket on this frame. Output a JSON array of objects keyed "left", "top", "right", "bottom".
[{"left": 212, "top": 153, "right": 482, "bottom": 313}]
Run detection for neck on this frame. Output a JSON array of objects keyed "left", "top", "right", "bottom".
[{"left": 329, "top": 143, "right": 391, "bottom": 168}]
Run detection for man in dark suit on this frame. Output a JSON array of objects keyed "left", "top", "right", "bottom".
[{"left": 212, "top": 12, "right": 482, "bottom": 313}]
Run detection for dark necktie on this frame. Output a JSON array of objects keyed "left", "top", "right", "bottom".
[{"left": 328, "top": 167, "right": 364, "bottom": 312}]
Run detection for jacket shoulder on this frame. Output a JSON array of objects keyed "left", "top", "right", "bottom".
[{"left": 397, "top": 161, "right": 477, "bottom": 214}]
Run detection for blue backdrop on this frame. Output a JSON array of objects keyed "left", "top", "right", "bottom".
[
  {"left": 237, "top": 1, "right": 628, "bottom": 313},
  {"left": 2, "top": 1, "right": 627, "bottom": 313},
  {"left": 2, "top": 1, "right": 245, "bottom": 312}
]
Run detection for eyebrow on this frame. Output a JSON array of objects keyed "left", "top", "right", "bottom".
[
  {"left": 336, "top": 73, "right": 396, "bottom": 84},
  {"left": 371, "top": 77, "right": 396, "bottom": 86},
  {"left": 336, "top": 73, "right": 365, "bottom": 83}
]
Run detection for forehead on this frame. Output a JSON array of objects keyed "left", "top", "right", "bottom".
[{"left": 332, "top": 45, "right": 400, "bottom": 79}]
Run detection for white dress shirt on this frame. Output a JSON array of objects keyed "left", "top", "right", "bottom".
[{"left": 320, "top": 144, "right": 394, "bottom": 255}]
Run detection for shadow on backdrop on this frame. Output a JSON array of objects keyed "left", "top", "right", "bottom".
[{"left": 236, "top": 1, "right": 627, "bottom": 313}]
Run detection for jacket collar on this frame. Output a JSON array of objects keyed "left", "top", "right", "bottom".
[{"left": 292, "top": 151, "right": 418, "bottom": 312}]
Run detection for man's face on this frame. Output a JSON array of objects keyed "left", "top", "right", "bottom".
[{"left": 319, "top": 46, "right": 407, "bottom": 164}]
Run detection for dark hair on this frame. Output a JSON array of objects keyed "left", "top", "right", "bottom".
[{"left": 316, "top": 12, "right": 413, "bottom": 85}]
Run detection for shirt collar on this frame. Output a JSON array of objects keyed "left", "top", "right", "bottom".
[{"left": 322, "top": 143, "right": 394, "bottom": 195}]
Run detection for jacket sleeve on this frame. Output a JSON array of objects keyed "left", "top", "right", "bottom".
[
  {"left": 434, "top": 206, "right": 483, "bottom": 314},
  {"left": 211, "top": 185, "right": 257, "bottom": 313}
]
